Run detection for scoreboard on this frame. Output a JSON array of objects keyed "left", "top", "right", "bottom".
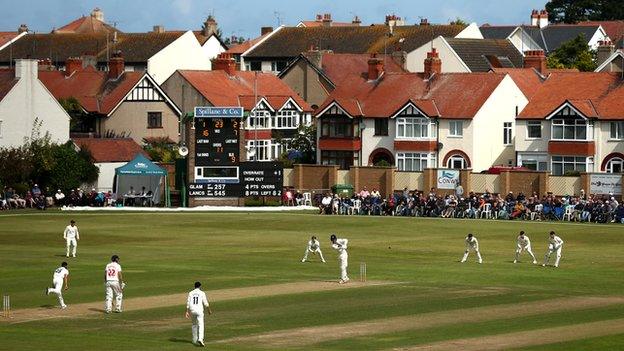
[{"left": 190, "top": 106, "right": 283, "bottom": 199}]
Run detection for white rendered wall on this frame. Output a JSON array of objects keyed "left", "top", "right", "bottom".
[
  {"left": 148, "top": 31, "right": 212, "bottom": 85},
  {"left": 406, "top": 37, "right": 469, "bottom": 73}
]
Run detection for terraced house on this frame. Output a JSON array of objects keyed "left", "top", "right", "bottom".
[
  {"left": 516, "top": 71, "right": 624, "bottom": 175},
  {"left": 314, "top": 50, "right": 528, "bottom": 171}
]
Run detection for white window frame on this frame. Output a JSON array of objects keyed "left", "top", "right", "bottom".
[
  {"left": 503, "top": 122, "right": 513, "bottom": 145},
  {"left": 395, "top": 117, "right": 436, "bottom": 139},
  {"left": 446, "top": 155, "right": 466, "bottom": 169},
  {"left": 526, "top": 121, "right": 542, "bottom": 139},
  {"left": 551, "top": 118, "right": 592, "bottom": 141},
  {"left": 246, "top": 110, "right": 271, "bottom": 129},
  {"left": 271, "top": 138, "right": 291, "bottom": 159},
  {"left": 551, "top": 156, "right": 593, "bottom": 175},
  {"left": 606, "top": 157, "right": 624, "bottom": 173},
  {"left": 272, "top": 110, "right": 300, "bottom": 129},
  {"left": 448, "top": 121, "right": 463, "bottom": 137},
  {"left": 396, "top": 152, "right": 435, "bottom": 172},
  {"left": 609, "top": 121, "right": 624, "bottom": 140},
  {"left": 246, "top": 139, "right": 272, "bottom": 161},
  {"left": 518, "top": 153, "right": 548, "bottom": 171}
]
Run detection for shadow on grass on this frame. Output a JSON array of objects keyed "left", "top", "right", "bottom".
[
  {"left": 88, "top": 308, "right": 108, "bottom": 313},
  {"left": 169, "top": 337, "right": 193, "bottom": 344},
  {"left": 39, "top": 304, "right": 55, "bottom": 308}
]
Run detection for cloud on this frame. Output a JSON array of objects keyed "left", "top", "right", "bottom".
[{"left": 172, "top": 0, "right": 193, "bottom": 15}]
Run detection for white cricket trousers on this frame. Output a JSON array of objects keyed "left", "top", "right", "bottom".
[
  {"left": 190, "top": 311, "right": 205, "bottom": 344},
  {"left": 544, "top": 245, "right": 563, "bottom": 267},
  {"left": 516, "top": 245, "right": 537, "bottom": 262},
  {"left": 339, "top": 254, "right": 349, "bottom": 282},
  {"left": 462, "top": 248, "right": 482, "bottom": 263},
  {"left": 66, "top": 238, "right": 77, "bottom": 257},
  {"left": 302, "top": 247, "right": 325, "bottom": 262},
  {"left": 105, "top": 281, "right": 123, "bottom": 312},
  {"left": 47, "top": 279, "right": 66, "bottom": 308}
]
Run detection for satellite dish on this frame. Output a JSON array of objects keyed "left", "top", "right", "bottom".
[{"left": 178, "top": 146, "right": 189, "bottom": 157}]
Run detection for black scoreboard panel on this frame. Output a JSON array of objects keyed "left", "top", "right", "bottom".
[
  {"left": 241, "top": 162, "right": 284, "bottom": 197},
  {"left": 194, "top": 118, "right": 240, "bottom": 166},
  {"left": 188, "top": 183, "right": 242, "bottom": 198}
]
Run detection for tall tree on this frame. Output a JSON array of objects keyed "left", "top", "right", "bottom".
[
  {"left": 546, "top": 0, "right": 624, "bottom": 23},
  {"left": 547, "top": 34, "right": 597, "bottom": 71}
]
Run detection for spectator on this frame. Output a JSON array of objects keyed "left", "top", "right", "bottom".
[
  {"left": 55, "top": 190, "right": 66, "bottom": 206},
  {"left": 455, "top": 183, "right": 464, "bottom": 198},
  {"left": 31, "top": 184, "right": 42, "bottom": 197},
  {"left": 371, "top": 188, "right": 381, "bottom": 199},
  {"left": 359, "top": 187, "right": 370, "bottom": 198},
  {"left": 319, "top": 193, "right": 332, "bottom": 215}
]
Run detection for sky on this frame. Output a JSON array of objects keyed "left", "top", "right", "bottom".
[{"left": 1, "top": 0, "right": 548, "bottom": 39}]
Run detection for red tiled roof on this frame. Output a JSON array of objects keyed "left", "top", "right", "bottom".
[
  {"left": 321, "top": 53, "right": 405, "bottom": 85},
  {"left": 317, "top": 72, "right": 506, "bottom": 119},
  {"left": 299, "top": 21, "right": 357, "bottom": 28},
  {"left": 0, "top": 69, "right": 18, "bottom": 101},
  {"left": 518, "top": 72, "right": 624, "bottom": 120},
  {"left": 177, "top": 70, "right": 312, "bottom": 111},
  {"left": 54, "top": 15, "right": 120, "bottom": 34},
  {"left": 580, "top": 21, "right": 624, "bottom": 42},
  {"left": 492, "top": 68, "right": 545, "bottom": 99},
  {"left": 73, "top": 138, "right": 148, "bottom": 162},
  {"left": 38, "top": 67, "right": 143, "bottom": 115},
  {"left": 0, "top": 32, "right": 20, "bottom": 48},
  {"left": 225, "top": 33, "right": 270, "bottom": 55}
]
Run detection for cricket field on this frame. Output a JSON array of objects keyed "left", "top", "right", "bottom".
[{"left": 0, "top": 211, "right": 623, "bottom": 350}]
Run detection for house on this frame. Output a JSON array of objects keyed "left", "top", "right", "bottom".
[
  {"left": 595, "top": 40, "right": 624, "bottom": 72},
  {"left": 480, "top": 9, "right": 610, "bottom": 54},
  {"left": 580, "top": 20, "right": 624, "bottom": 48},
  {"left": 0, "top": 26, "right": 28, "bottom": 52},
  {"left": 516, "top": 67, "right": 624, "bottom": 175},
  {"left": 406, "top": 37, "right": 524, "bottom": 73},
  {"left": 161, "top": 54, "right": 312, "bottom": 162},
  {"left": 297, "top": 13, "right": 361, "bottom": 28},
  {"left": 314, "top": 50, "right": 529, "bottom": 171},
  {"left": 38, "top": 54, "right": 182, "bottom": 144},
  {"left": 0, "top": 9, "right": 227, "bottom": 84},
  {"left": 278, "top": 51, "right": 406, "bottom": 108},
  {"left": 0, "top": 60, "right": 70, "bottom": 148},
  {"left": 224, "top": 27, "right": 276, "bottom": 69},
  {"left": 240, "top": 23, "right": 479, "bottom": 74},
  {"left": 72, "top": 137, "right": 149, "bottom": 191}
]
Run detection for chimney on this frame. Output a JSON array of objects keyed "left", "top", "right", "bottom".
[
  {"left": 38, "top": 58, "right": 54, "bottom": 71},
  {"left": 304, "top": 46, "right": 323, "bottom": 68},
  {"left": 315, "top": 14, "right": 323, "bottom": 23},
  {"left": 423, "top": 48, "right": 442, "bottom": 79},
  {"left": 108, "top": 51, "right": 124, "bottom": 79},
  {"left": 352, "top": 16, "right": 361, "bottom": 26},
  {"left": 91, "top": 7, "right": 104, "bottom": 22},
  {"left": 322, "top": 13, "right": 332, "bottom": 27},
  {"left": 81, "top": 51, "right": 97, "bottom": 68},
  {"left": 420, "top": 18, "right": 429, "bottom": 26},
  {"left": 152, "top": 25, "right": 165, "bottom": 33},
  {"left": 212, "top": 53, "right": 237, "bottom": 76},
  {"left": 18, "top": 24, "right": 28, "bottom": 33},
  {"left": 261, "top": 26, "right": 273, "bottom": 35},
  {"left": 203, "top": 15, "right": 218, "bottom": 37},
  {"left": 65, "top": 57, "right": 82, "bottom": 76},
  {"left": 391, "top": 49, "right": 407, "bottom": 70},
  {"left": 524, "top": 50, "right": 546, "bottom": 74},
  {"left": 367, "top": 53, "right": 384, "bottom": 80},
  {"left": 538, "top": 10, "right": 549, "bottom": 28},
  {"left": 15, "top": 59, "right": 38, "bottom": 79},
  {"left": 597, "top": 40, "right": 615, "bottom": 66},
  {"left": 530, "top": 10, "right": 539, "bottom": 26}
]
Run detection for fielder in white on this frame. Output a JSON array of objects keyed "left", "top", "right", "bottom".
[
  {"left": 46, "top": 261, "right": 69, "bottom": 309},
  {"left": 330, "top": 234, "right": 349, "bottom": 283},
  {"left": 104, "top": 255, "right": 125, "bottom": 313},
  {"left": 461, "top": 233, "right": 483, "bottom": 264},
  {"left": 514, "top": 231, "right": 537, "bottom": 264},
  {"left": 543, "top": 231, "right": 564, "bottom": 268},
  {"left": 185, "top": 281, "right": 212, "bottom": 347},
  {"left": 301, "top": 235, "right": 326, "bottom": 263},
  {"left": 63, "top": 220, "right": 80, "bottom": 258}
]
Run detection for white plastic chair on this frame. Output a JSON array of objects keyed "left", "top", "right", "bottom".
[
  {"left": 351, "top": 199, "right": 362, "bottom": 215},
  {"left": 302, "top": 192, "right": 312, "bottom": 206},
  {"left": 480, "top": 203, "right": 492, "bottom": 219},
  {"left": 563, "top": 206, "right": 574, "bottom": 221}
]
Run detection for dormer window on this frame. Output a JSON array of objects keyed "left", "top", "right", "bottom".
[
  {"left": 548, "top": 104, "right": 592, "bottom": 141},
  {"left": 396, "top": 117, "right": 436, "bottom": 139}
]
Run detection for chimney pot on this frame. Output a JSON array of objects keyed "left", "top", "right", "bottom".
[
  {"left": 524, "top": 49, "right": 546, "bottom": 74},
  {"left": 367, "top": 55, "right": 384, "bottom": 80},
  {"left": 212, "top": 53, "right": 237, "bottom": 76},
  {"left": 261, "top": 26, "right": 273, "bottom": 35},
  {"left": 65, "top": 57, "right": 82, "bottom": 76},
  {"left": 108, "top": 51, "right": 125, "bottom": 79},
  {"left": 424, "top": 48, "right": 442, "bottom": 79},
  {"left": 18, "top": 24, "right": 28, "bottom": 33}
]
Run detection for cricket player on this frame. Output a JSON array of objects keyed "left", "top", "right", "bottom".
[
  {"left": 330, "top": 234, "right": 349, "bottom": 283},
  {"left": 104, "top": 255, "right": 125, "bottom": 313},
  {"left": 543, "top": 231, "right": 564, "bottom": 268},
  {"left": 514, "top": 231, "right": 537, "bottom": 264},
  {"left": 301, "top": 235, "right": 326, "bottom": 263},
  {"left": 45, "top": 261, "right": 69, "bottom": 309},
  {"left": 185, "top": 281, "right": 212, "bottom": 347},
  {"left": 461, "top": 233, "right": 483, "bottom": 264},
  {"left": 63, "top": 220, "right": 80, "bottom": 257}
]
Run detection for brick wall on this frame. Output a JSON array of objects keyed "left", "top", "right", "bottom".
[
  {"left": 350, "top": 166, "right": 394, "bottom": 197},
  {"left": 294, "top": 164, "right": 338, "bottom": 192},
  {"left": 500, "top": 171, "right": 549, "bottom": 195}
]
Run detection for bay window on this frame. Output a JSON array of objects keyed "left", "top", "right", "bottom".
[
  {"left": 321, "top": 116, "right": 358, "bottom": 138},
  {"left": 321, "top": 150, "right": 358, "bottom": 170},
  {"left": 247, "top": 110, "right": 271, "bottom": 129},
  {"left": 551, "top": 156, "right": 593, "bottom": 175},
  {"left": 396, "top": 152, "right": 435, "bottom": 171},
  {"left": 273, "top": 110, "right": 299, "bottom": 129},
  {"left": 396, "top": 117, "right": 435, "bottom": 139},
  {"left": 551, "top": 119, "right": 591, "bottom": 141},
  {"left": 246, "top": 140, "right": 271, "bottom": 161}
]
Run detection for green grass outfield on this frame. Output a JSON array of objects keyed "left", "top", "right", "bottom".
[{"left": 0, "top": 211, "right": 623, "bottom": 350}]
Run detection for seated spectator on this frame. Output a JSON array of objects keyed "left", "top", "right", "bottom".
[
  {"left": 55, "top": 190, "right": 65, "bottom": 206},
  {"left": 371, "top": 188, "right": 381, "bottom": 199},
  {"left": 31, "top": 184, "right": 42, "bottom": 197},
  {"left": 359, "top": 187, "right": 370, "bottom": 198},
  {"left": 319, "top": 193, "right": 332, "bottom": 215},
  {"left": 615, "top": 203, "right": 624, "bottom": 224},
  {"left": 25, "top": 191, "right": 34, "bottom": 208},
  {"left": 510, "top": 201, "right": 525, "bottom": 219},
  {"left": 105, "top": 191, "right": 116, "bottom": 207}
]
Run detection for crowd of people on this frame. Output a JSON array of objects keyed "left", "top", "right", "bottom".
[
  {"left": 316, "top": 186, "right": 624, "bottom": 224},
  {"left": 1, "top": 185, "right": 130, "bottom": 210}
]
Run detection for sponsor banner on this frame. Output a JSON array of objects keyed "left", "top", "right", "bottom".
[
  {"left": 590, "top": 174, "right": 622, "bottom": 195},
  {"left": 437, "top": 169, "right": 460, "bottom": 190}
]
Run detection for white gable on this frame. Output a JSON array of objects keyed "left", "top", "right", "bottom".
[
  {"left": 455, "top": 23, "right": 484, "bottom": 39},
  {"left": 125, "top": 77, "right": 165, "bottom": 102}
]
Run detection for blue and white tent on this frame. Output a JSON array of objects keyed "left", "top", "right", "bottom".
[{"left": 114, "top": 154, "right": 170, "bottom": 206}]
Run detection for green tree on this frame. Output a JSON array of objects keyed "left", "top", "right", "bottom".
[
  {"left": 547, "top": 34, "right": 597, "bottom": 71},
  {"left": 546, "top": 0, "right": 624, "bottom": 23},
  {"left": 449, "top": 18, "right": 469, "bottom": 26},
  {"left": 281, "top": 125, "right": 317, "bottom": 165},
  {"left": 46, "top": 142, "right": 99, "bottom": 191},
  {"left": 143, "top": 137, "right": 177, "bottom": 163},
  {"left": 58, "top": 97, "right": 94, "bottom": 133}
]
